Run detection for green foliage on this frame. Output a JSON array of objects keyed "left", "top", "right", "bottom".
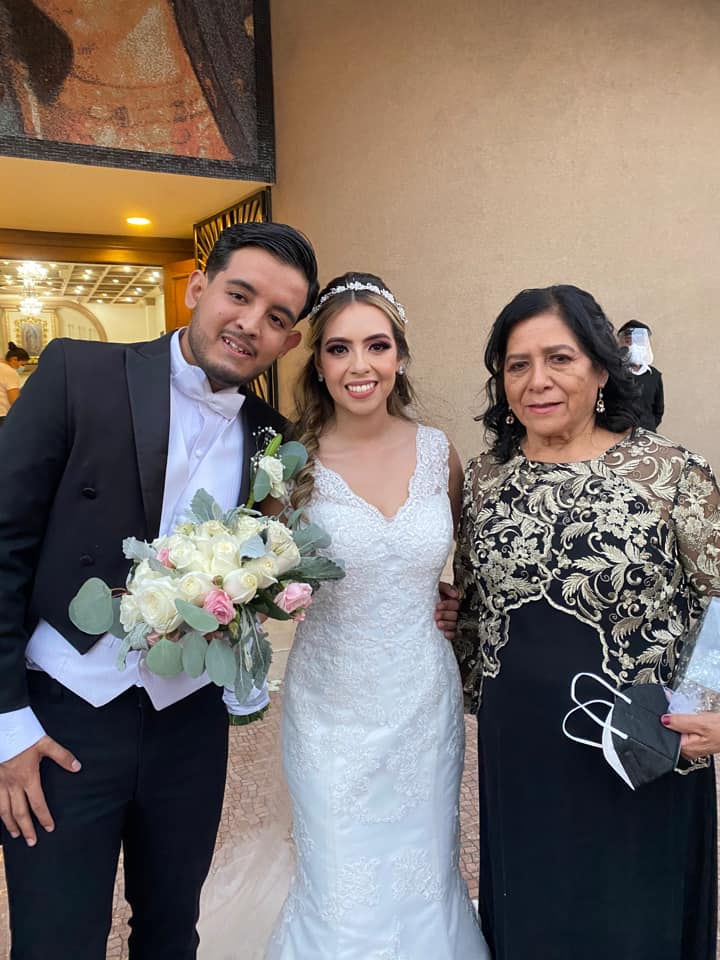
[
  {"left": 122, "top": 537, "right": 155, "bottom": 562},
  {"left": 109, "top": 596, "right": 126, "bottom": 640},
  {"left": 69, "top": 578, "right": 115, "bottom": 635},
  {"left": 278, "top": 441, "right": 308, "bottom": 480},
  {"left": 238, "top": 534, "right": 267, "bottom": 559},
  {"left": 252, "top": 468, "right": 272, "bottom": 504},
  {"left": 206, "top": 636, "right": 237, "bottom": 686},
  {"left": 181, "top": 631, "right": 208, "bottom": 678},
  {"left": 284, "top": 556, "right": 346, "bottom": 581},
  {"left": 175, "top": 599, "right": 218, "bottom": 633},
  {"left": 293, "top": 522, "right": 332, "bottom": 554},
  {"left": 253, "top": 590, "right": 293, "bottom": 621},
  {"left": 145, "top": 637, "right": 184, "bottom": 676},
  {"left": 188, "top": 488, "right": 218, "bottom": 523}
]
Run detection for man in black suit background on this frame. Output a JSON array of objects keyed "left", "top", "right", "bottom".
[{"left": 0, "top": 222, "right": 318, "bottom": 960}]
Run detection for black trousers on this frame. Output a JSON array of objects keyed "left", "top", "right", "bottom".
[{"left": 2, "top": 672, "right": 229, "bottom": 960}]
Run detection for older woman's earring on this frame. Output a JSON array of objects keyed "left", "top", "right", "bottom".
[
  {"left": 595, "top": 388, "right": 605, "bottom": 414},
  {"left": 505, "top": 410, "right": 515, "bottom": 425},
  {"left": 317, "top": 372, "right": 324, "bottom": 382}
]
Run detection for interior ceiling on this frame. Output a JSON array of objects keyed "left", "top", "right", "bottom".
[
  {"left": 1, "top": 156, "right": 267, "bottom": 239},
  {"left": 0, "top": 258, "right": 163, "bottom": 307}
]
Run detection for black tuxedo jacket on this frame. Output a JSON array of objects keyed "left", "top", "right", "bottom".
[{"left": 0, "top": 334, "right": 285, "bottom": 714}]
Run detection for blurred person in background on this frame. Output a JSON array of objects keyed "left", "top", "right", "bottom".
[
  {"left": 617, "top": 319, "right": 664, "bottom": 430},
  {"left": 0, "top": 342, "right": 29, "bottom": 426}
]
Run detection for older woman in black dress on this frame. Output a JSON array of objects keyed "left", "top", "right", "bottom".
[{"left": 454, "top": 285, "right": 720, "bottom": 960}]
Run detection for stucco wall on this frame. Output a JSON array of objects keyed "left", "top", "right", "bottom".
[{"left": 271, "top": 0, "right": 720, "bottom": 469}]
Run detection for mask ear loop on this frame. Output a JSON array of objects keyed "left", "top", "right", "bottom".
[
  {"left": 569, "top": 672, "right": 632, "bottom": 706},
  {"left": 562, "top": 699, "right": 614, "bottom": 748}
]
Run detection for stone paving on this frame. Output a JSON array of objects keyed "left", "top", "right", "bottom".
[{"left": 0, "top": 689, "right": 480, "bottom": 959}]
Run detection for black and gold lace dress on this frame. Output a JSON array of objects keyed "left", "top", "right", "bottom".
[{"left": 454, "top": 429, "right": 720, "bottom": 960}]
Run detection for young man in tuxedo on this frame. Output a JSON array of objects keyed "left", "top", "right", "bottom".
[{"left": 0, "top": 222, "right": 318, "bottom": 960}]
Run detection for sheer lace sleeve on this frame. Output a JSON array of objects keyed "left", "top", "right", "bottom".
[
  {"left": 672, "top": 453, "right": 720, "bottom": 608},
  {"left": 453, "top": 457, "right": 484, "bottom": 713}
]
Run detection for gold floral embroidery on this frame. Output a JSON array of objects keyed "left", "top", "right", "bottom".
[{"left": 454, "top": 431, "right": 720, "bottom": 724}]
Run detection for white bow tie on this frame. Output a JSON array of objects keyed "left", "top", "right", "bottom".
[{"left": 172, "top": 366, "right": 246, "bottom": 421}]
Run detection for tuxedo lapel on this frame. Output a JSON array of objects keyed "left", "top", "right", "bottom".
[{"left": 126, "top": 336, "right": 172, "bottom": 538}]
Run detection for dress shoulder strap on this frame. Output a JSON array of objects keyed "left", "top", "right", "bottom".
[{"left": 412, "top": 425, "right": 450, "bottom": 496}]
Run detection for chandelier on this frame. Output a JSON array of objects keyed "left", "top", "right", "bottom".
[{"left": 16, "top": 261, "right": 47, "bottom": 317}]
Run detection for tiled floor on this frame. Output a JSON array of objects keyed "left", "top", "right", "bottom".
[{"left": 0, "top": 692, "right": 480, "bottom": 959}]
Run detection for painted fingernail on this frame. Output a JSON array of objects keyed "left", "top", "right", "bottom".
[
  {"left": 661, "top": 715, "right": 671, "bottom": 725},
  {"left": 26, "top": 837, "right": 36, "bottom": 847}
]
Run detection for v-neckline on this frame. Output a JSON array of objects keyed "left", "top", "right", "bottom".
[{"left": 315, "top": 426, "right": 422, "bottom": 522}]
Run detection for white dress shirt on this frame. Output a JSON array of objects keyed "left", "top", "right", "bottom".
[{"left": 0, "top": 331, "right": 268, "bottom": 762}]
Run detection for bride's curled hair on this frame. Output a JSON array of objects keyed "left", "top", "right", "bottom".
[{"left": 291, "top": 272, "right": 417, "bottom": 510}]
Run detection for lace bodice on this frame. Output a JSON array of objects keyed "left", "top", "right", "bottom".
[{"left": 296, "top": 424, "right": 453, "bottom": 656}]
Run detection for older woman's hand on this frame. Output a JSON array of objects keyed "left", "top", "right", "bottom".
[{"left": 662, "top": 712, "right": 720, "bottom": 760}]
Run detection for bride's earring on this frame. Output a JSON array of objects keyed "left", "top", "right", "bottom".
[
  {"left": 397, "top": 365, "right": 405, "bottom": 375},
  {"left": 317, "top": 371, "right": 324, "bottom": 382},
  {"left": 505, "top": 409, "right": 515, "bottom": 425}
]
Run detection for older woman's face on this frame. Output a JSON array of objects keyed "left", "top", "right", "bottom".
[{"left": 503, "top": 311, "right": 608, "bottom": 443}]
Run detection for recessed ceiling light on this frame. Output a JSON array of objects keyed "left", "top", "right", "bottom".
[
  {"left": 112, "top": 278, "right": 119, "bottom": 284},
  {"left": 126, "top": 216, "right": 151, "bottom": 226},
  {"left": 123, "top": 266, "right": 132, "bottom": 273}
]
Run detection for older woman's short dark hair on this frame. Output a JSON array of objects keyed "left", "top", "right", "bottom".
[{"left": 482, "top": 285, "right": 638, "bottom": 462}]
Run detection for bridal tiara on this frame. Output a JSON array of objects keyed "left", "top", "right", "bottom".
[{"left": 308, "top": 282, "right": 407, "bottom": 324}]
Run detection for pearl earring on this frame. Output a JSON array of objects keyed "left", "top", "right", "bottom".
[
  {"left": 317, "top": 372, "right": 324, "bottom": 382},
  {"left": 398, "top": 365, "right": 406, "bottom": 375}
]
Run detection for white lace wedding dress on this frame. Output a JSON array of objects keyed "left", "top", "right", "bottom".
[{"left": 266, "top": 425, "right": 489, "bottom": 959}]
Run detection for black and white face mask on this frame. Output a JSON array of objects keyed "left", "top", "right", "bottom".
[{"left": 562, "top": 673, "right": 681, "bottom": 790}]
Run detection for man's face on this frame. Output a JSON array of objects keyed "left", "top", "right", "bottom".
[{"left": 182, "top": 247, "right": 307, "bottom": 389}]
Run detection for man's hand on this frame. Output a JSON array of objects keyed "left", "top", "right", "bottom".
[
  {"left": 662, "top": 711, "right": 720, "bottom": 761},
  {"left": 0, "top": 736, "right": 81, "bottom": 846},
  {"left": 435, "top": 582, "right": 459, "bottom": 640}
]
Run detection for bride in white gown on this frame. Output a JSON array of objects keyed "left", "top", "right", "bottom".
[{"left": 265, "top": 273, "right": 489, "bottom": 959}]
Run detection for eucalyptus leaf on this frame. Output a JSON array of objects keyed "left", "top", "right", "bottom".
[
  {"left": 252, "top": 469, "right": 272, "bottom": 503},
  {"left": 109, "top": 596, "right": 127, "bottom": 640},
  {"left": 279, "top": 441, "right": 308, "bottom": 471},
  {"left": 285, "top": 508, "right": 305, "bottom": 530},
  {"left": 284, "top": 557, "right": 346, "bottom": 580},
  {"left": 175, "top": 599, "right": 218, "bottom": 633},
  {"left": 206, "top": 636, "right": 237, "bottom": 687},
  {"left": 125, "top": 622, "right": 150, "bottom": 651},
  {"left": 280, "top": 453, "right": 301, "bottom": 481},
  {"left": 238, "top": 534, "right": 267, "bottom": 559},
  {"left": 122, "top": 537, "right": 155, "bottom": 562},
  {"left": 145, "top": 637, "right": 184, "bottom": 676},
  {"left": 181, "top": 631, "right": 208, "bottom": 678},
  {"left": 147, "top": 558, "right": 173, "bottom": 575},
  {"left": 69, "top": 578, "right": 114, "bottom": 634}
]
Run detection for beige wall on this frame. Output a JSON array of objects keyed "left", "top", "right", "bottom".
[{"left": 270, "top": 0, "right": 720, "bottom": 469}]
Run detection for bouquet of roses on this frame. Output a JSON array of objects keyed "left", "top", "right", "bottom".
[{"left": 69, "top": 434, "right": 344, "bottom": 705}]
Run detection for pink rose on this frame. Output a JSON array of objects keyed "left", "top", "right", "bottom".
[
  {"left": 156, "top": 547, "right": 174, "bottom": 568},
  {"left": 275, "top": 582, "right": 313, "bottom": 619},
  {"left": 202, "top": 588, "right": 235, "bottom": 625}
]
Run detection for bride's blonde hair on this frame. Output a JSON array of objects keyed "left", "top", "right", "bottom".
[{"left": 291, "top": 272, "right": 417, "bottom": 510}]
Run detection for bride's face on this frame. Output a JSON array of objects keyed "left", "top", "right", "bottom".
[{"left": 317, "top": 302, "right": 403, "bottom": 417}]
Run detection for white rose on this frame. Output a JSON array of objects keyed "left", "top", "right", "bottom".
[
  {"left": 129, "top": 558, "right": 167, "bottom": 589},
  {"left": 178, "top": 572, "right": 214, "bottom": 605},
  {"left": 210, "top": 536, "right": 239, "bottom": 576},
  {"left": 198, "top": 520, "right": 227, "bottom": 538},
  {"left": 258, "top": 456, "right": 287, "bottom": 499},
  {"left": 222, "top": 569, "right": 259, "bottom": 604},
  {"left": 266, "top": 521, "right": 301, "bottom": 575},
  {"left": 242, "top": 555, "right": 279, "bottom": 588},
  {"left": 119, "top": 593, "right": 140, "bottom": 632},
  {"left": 135, "top": 580, "right": 183, "bottom": 634},
  {"left": 234, "top": 515, "right": 264, "bottom": 544},
  {"left": 168, "top": 537, "right": 202, "bottom": 571}
]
